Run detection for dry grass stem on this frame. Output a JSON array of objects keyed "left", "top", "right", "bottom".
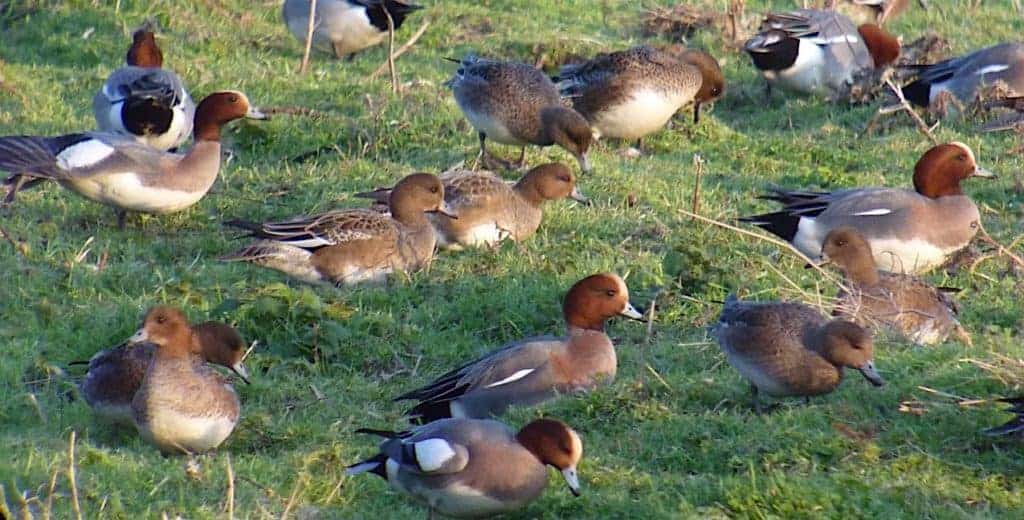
[
  {"left": 882, "top": 79, "right": 940, "bottom": 144},
  {"left": 370, "top": 21, "right": 430, "bottom": 79},
  {"left": 225, "top": 455, "right": 235, "bottom": 520},
  {"left": 299, "top": 0, "right": 317, "bottom": 74},
  {"left": 691, "top": 154, "right": 704, "bottom": 217},
  {"left": 67, "top": 431, "right": 81, "bottom": 520}
]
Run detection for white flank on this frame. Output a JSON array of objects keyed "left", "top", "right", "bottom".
[
  {"left": 484, "top": 368, "right": 535, "bottom": 389},
  {"left": 592, "top": 89, "right": 687, "bottom": 140},
  {"left": 808, "top": 34, "right": 859, "bottom": 46},
  {"left": 138, "top": 408, "right": 235, "bottom": 453},
  {"left": 976, "top": 64, "right": 1011, "bottom": 76},
  {"left": 57, "top": 140, "right": 116, "bottom": 170},
  {"left": 852, "top": 208, "right": 892, "bottom": 216},
  {"left": 287, "top": 0, "right": 386, "bottom": 56},
  {"left": 414, "top": 438, "right": 457, "bottom": 472},
  {"left": 68, "top": 173, "right": 208, "bottom": 213},
  {"left": 461, "top": 106, "right": 523, "bottom": 145},
  {"left": 465, "top": 223, "right": 505, "bottom": 247},
  {"left": 791, "top": 217, "right": 828, "bottom": 259},
  {"left": 867, "top": 236, "right": 951, "bottom": 273},
  {"left": 770, "top": 39, "right": 828, "bottom": 94}
]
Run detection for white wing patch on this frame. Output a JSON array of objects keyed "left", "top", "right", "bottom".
[
  {"left": 57, "top": 140, "right": 116, "bottom": 170},
  {"left": 852, "top": 208, "right": 892, "bottom": 216},
  {"left": 808, "top": 34, "right": 859, "bottom": 46},
  {"left": 976, "top": 64, "right": 1011, "bottom": 76},
  {"left": 414, "top": 438, "right": 457, "bottom": 472},
  {"left": 484, "top": 368, "right": 535, "bottom": 389}
]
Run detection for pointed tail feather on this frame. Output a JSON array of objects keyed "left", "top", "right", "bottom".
[
  {"left": 353, "top": 187, "right": 392, "bottom": 204},
  {"left": 219, "top": 240, "right": 323, "bottom": 283},
  {"left": 345, "top": 453, "right": 389, "bottom": 479},
  {"left": 0, "top": 135, "right": 65, "bottom": 179},
  {"left": 737, "top": 211, "right": 801, "bottom": 242},
  {"left": 403, "top": 400, "right": 453, "bottom": 425}
]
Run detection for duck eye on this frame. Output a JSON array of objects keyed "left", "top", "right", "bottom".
[
  {"left": 430, "top": 186, "right": 439, "bottom": 194},
  {"left": 836, "top": 239, "right": 847, "bottom": 247},
  {"left": 957, "top": 154, "right": 967, "bottom": 161},
  {"left": 156, "top": 315, "right": 166, "bottom": 324},
  {"left": 970, "top": 221, "right": 979, "bottom": 229},
  {"left": 605, "top": 289, "right": 616, "bottom": 297},
  {"left": 228, "top": 95, "right": 238, "bottom": 103}
]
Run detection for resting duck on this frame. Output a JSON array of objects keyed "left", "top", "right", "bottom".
[{"left": 903, "top": 43, "right": 1024, "bottom": 109}]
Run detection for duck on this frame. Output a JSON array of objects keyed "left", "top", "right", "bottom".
[
  {"left": 984, "top": 397, "right": 1024, "bottom": 437},
  {"left": 827, "top": 0, "right": 913, "bottom": 26},
  {"left": 394, "top": 273, "right": 645, "bottom": 423},
  {"left": 446, "top": 54, "right": 593, "bottom": 174},
  {"left": 76, "top": 320, "right": 249, "bottom": 426},
  {"left": 902, "top": 43, "right": 1024, "bottom": 109},
  {"left": 554, "top": 46, "right": 724, "bottom": 149},
  {"left": 128, "top": 306, "right": 241, "bottom": 454},
  {"left": 744, "top": 9, "right": 901, "bottom": 97},
  {"left": 355, "top": 163, "right": 589, "bottom": 250},
  {"left": 221, "top": 173, "right": 455, "bottom": 285},
  {"left": 93, "top": 24, "right": 195, "bottom": 152},
  {"left": 0, "top": 91, "right": 266, "bottom": 228},
  {"left": 346, "top": 418, "right": 583, "bottom": 518},
  {"left": 739, "top": 142, "right": 995, "bottom": 274},
  {"left": 282, "top": 0, "right": 422, "bottom": 60},
  {"left": 713, "top": 295, "right": 885, "bottom": 412},
  {"left": 820, "top": 227, "right": 972, "bottom": 346}
]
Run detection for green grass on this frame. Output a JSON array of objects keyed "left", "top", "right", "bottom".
[{"left": 2, "top": 0, "right": 1024, "bottom": 517}]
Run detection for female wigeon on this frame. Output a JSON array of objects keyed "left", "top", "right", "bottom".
[
  {"left": 744, "top": 9, "right": 900, "bottom": 97},
  {"left": 446, "top": 55, "right": 593, "bottom": 173},
  {"left": 984, "top": 397, "right": 1024, "bottom": 437},
  {"left": 713, "top": 295, "right": 885, "bottom": 412},
  {"left": 77, "top": 321, "right": 249, "bottom": 426},
  {"left": 902, "top": 43, "right": 1024, "bottom": 109},
  {"left": 347, "top": 418, "right": 583, "bottom": 518},
  {"left": 554, "top": 46, "right": 724, "bottom": 148},
  {"left": 0, "top": 91, "right": 265, "bottom": 228},
  {"left": 740, "top": 142, "right": 995, "bottom": 274},
  {"left": 93, "top": 24, "right": 194, "bottom": 152},
  {"left": 129, "top": 306, "right": 241, "bottom": 454},
  {"left": 221, "top": 173, "right": 455, "bottom": 285},
  {"left": 282, "top": 0, "right": 422, "bottom": 60},
  {"left": 356, "top": 163, "right": 588, "bottom": 249},
  {"left": 820, "top": 227, "right": 971, "bottom": 346},
  {"left": 395, "top": 273, "right": 645, "bottom": 423},
  {"left": 828, "top": 0, "right": 912, "bottom": 25}
]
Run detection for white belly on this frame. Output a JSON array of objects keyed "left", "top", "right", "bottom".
[
  {"left": 766, "top": 39, "right": 830, "bottom": 94},
  {"left": 66, "top": 173, "right": 210, "bottom": 214},
  {"left": 137, "top": 408, "right": 235, "bottom": 453},
  {"left": 867, "top": 237, "right": 952, "bottom": 273},
  {"left": 460, "top": 106, "right": 523, "bottom": 145},
  {"left": 592, "top": 89, "right": 687, "bottom": 140}
]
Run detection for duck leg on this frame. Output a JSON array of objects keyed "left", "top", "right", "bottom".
[
  {"left": 693, "top": 102, "right": 702, "bottom": 125},
  {"left": 751, "top": 384, "right": 763, "bottom": 414},
  {"left": 477, "top": 132, "right": 516, "bottom": 171},
  {"left": 115, "top": 209, "right": 128, "bottom": 230},
  {"left": 764, "top": 81, "right": 772, "bottom": 101}
]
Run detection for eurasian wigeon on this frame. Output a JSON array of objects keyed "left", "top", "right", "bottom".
[
  {"left": 446, "top": 54, "right": 593, "bottom": 173},
  {"left": 347, "top": 418, "right": 583, "bottom": 518},
  {"left": 903, "top": 43, "right": 1024, "bottom": 109},
  {"left": 395, "top": 273, "right": 645, "bottom": 423},
  {"left": 356, "top": 163, "right": 588, "bottom": 249},
  {"left": 0, "top": 91, "right": 266, "bottom": 228},
  {"left": 93, "top": 23, "right": 195, "bottom": 152},
  {"left": 740, "top": 142, "right": 995, "bottom": 274},
  {"left": 221, "top": 173, "right": 455, "bottom": 285},
  {"left": 713, "top": 295, "right": 885, "bottom": 412},
  {"left": 77, "top": 320, "right": 249, "bottom": 426},
  {"left": 820, "top": 227, "right": 972, "bottom": 346},
  {"left": 282, "top": 0, "right": 423, "bottom": 60},
  {"left": 744, "top": 9, "right": 900, "bottom": 97},
  {"left": 129, "top": 306, "right": 241, "bottom": 454}
]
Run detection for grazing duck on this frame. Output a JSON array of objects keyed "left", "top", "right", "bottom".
[
  {"left": 984, "top": 397, "right": 1024, "bottom": 437},
  {"left": 355, "top": 163, "right": 588, "bottom": 249},
  {"left": 713, "top": 295, "right": 885, "bottom": 412},
  {"left": 0, "top": 91, "right": 265, "bottom": 228},
  {"left": 395, "top": 273, "right": 645, "bottom": 423},
  {"left": 129, "top": 306, "right": 241, "bottom": 454},
  {"left": 740, "top": 142, "right": 995, "bottom": 274},
  {"left": 555, "top": 46, "right": 724, "bottom": 148},
  {"left": 93, "top": 24, "right": 195, "bottom": 151},
  {"left": 347, "top": 418, "right": 583, "bottom": 518},
  {"left": 77, "top": 321, "right": 249, "bottom": 426},
  {"left": 820, "top": 227, "right": 971, "bottom": 346},
  {"left": 282, "top": 0, "right": 423, "bottom": 60},
  {"left": 828, "top": 0, "right": 913, "bottom": 25},
  {"left": 222, "top": 173, "right": 455, "bottom": 285},
  {"left": 902, "top": 43, "right": 1024, "bottom": 109},
  {"left": 446, "top": 55, "right": 593, "bottom": 173},
  {"left": 744, "top": 9, "right": 901, "bottom": 97}
]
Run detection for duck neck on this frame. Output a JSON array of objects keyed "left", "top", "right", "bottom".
[
  {"left": 154, "top": 331, "right": 199, "bottom": 361},
  {"left": 513, "top": 178, "right": 547, "bottom": 207},
  {"left": 390, "top": 204, "right": 431, "bottom": 227},
  {"left": 841, "top": 258, "right": 881, "bottom": 287}
]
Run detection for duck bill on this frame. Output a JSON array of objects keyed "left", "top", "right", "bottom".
[
  {"left": 575, "top": 153, "right": 592, "bottom": 175},
  {"left": 561, "top": 467, "right": 581, "bottom": 497},
  {"left": 619, "top": 302, "right": 647, "bottom": 322},
  {"left": 569, "top": 186, "right": 591, "bottom": 206},
  {"left": 246, "top": 106, "right": 269, "bottom": 120},
  {"left": 429, "top": 200, "right": 458, "bottom": 219},
  {"left": 858, "top": 360, "right": 885, "bottom": 387},
  {"left": 972, "top": 166, "right": 996, "bottom": 179},
  {"left": 127, "top": 328, "right": 148, "bottom": 345},
  {"left": 231, "top": 363, "right": 251, "bottom": 385}
]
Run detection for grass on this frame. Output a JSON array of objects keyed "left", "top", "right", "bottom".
[{"left": 2, "top": 0, "right": 1024, "bottom": 517}]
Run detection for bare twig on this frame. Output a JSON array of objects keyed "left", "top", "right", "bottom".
[
  {"left": 43, "top": 467, "right": 58, "bottom": 520},
  {"left": 279, "top": 476, "right": 305, "bottom": 519},
  {"left": 0, "top": 225, "right": 30, "bottom": 257},
  {"left": 240, "top": 340, "right": 259, "bottom": 364},
  {"left": 975, "top": 222, "right": 1024, "bottom": 270},
  {"left": 639, "top": 289, "right": 662, "bottom": 387},
  {"left": 882, "top": 79, "right": 939, "bottom": 144},
  {"left": 691, "top": 154, "right": 704, "bottom": 217},
  {"left": 0, "top": 485, "right": 11, "bottom": 520},
  {"left": 381, "top": 3, "right": 398, "bottom": 94},
  {"left": 225, "top": 455, "right": 235, "bottom": 520},
  {"left": 299, "top": 0, "right": 317, "bottom": 74},
  {"left": 68, "top": 431, "right": 82, "bottom": 520},
  {"left": 369, "top": 21, "right": 430, "bottom": 79}
]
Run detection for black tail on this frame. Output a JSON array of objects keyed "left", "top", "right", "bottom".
[
  {"left": 362, "top": 0, "right": 423, "bottom": 32},
  {"left": 403, "top": 400, "right": 453, "bottom": 425},
  {"left": 345, "top": 453, "right": 389, "bottom": 479},
  {"left": 738, "top": 211, "right": 801, "bottom": 242},
  {"left": 354, "top": 428, "right": 405, "bottom": 439},
  {"left": 67, "top": 360, "right": 90, "bottom": 367},
  {"left": 0, "top": 135, "right": 81, "bottom": 179},
  {"left": 984, "top": 396, "right": 1024, "bottom": 437}
]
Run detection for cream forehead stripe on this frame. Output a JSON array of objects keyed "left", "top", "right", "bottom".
[
  {"left": 949, "top": 141, "right": 976, "bottom": 164},
  {"left": 568, "top": 428, "right": 583, "bottom": 458}
]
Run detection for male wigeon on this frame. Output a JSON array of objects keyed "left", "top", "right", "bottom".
[
  {"left": 93, "top": 24, "right": 195, "bottom": 152},
  {"left": 827, "top": 0, "right": 912, "bottom": 25},
  {"left": 744, "top": 9, "right": 901, "bottom": 97},
  {"left": 347, "top": 418, "right": 583, "bottom": 518},
  {"left": 221, "top": 173, "right": 455, "bottom": 285},
  {"left": 554, "top": 46, "right": 724, "bottom": 148},
  {"left": 129, "top": 306, "right": 241, "bottom": 454},
  {"left": 984, "top": 397, "right": 1024, "bottom": 437},
  {"left": 713, "top": 295, "right": 885, "bottom": 412},
  {"left": 0, "top": 91, "right": 265, "bottom": 228},
  {"left": 282, "top": 0, "right": 423, "bottom": 60},
  {"left": 355, "top": 163, "right": 588, "bottom": 249},
  {"left": 740, "top": 142, "right": 995, "bottom": 274},
  {"left": 446, "top": 55, "right": 593, "bottom": 173},
  {"left": 820, "top": 227, "right": 971, "bottom": 346},
  {"left": 395, "top": 273, "right": 645, "bottom": 423},
  {"left": 902, "top": 43, "right": 1024, "bottom": 109},
  {"left": 77, "top": 321, "right": 249, "bottom": 426}
]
